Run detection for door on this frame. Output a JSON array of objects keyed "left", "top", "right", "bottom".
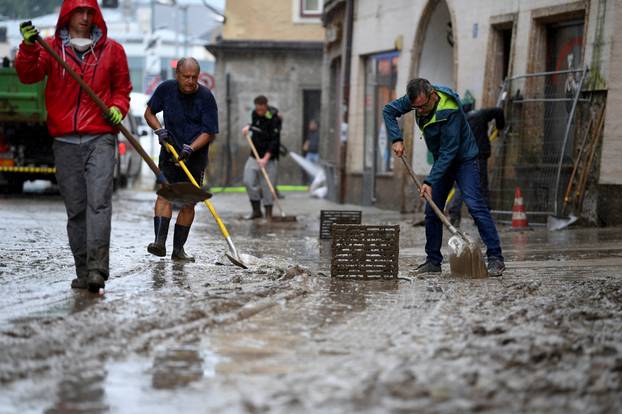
[{"left": 362, "top": 51, "right": 399, "bottom": 205}]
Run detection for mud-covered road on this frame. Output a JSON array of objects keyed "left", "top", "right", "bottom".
[{"left": 0, "top": 189, "right": 621, "bottom": 413}]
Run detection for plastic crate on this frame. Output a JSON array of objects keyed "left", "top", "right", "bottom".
[
  {"left": 331, "top": 224, "right": 399, "bottom": 279},
  {"left": 319, "top": 210, "right": 362, "bottom": 239}
]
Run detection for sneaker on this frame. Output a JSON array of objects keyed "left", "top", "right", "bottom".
[
  {"left": 487, "top": 258, "right": 506, "bottom": 277},
  {"left": 71, "top": 277, "right": 88, "bottom": 289},
  {"left": 87, "top": 271, "right": 106, "bottom": 293},
  {"left": 414, "top": 261, "right": 441, "bottom": 274}
]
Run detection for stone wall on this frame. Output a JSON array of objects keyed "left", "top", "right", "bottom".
[{"left": 208, "top": 44, "right": 323, "bottom": 186}]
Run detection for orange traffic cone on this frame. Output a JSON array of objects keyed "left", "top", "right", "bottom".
[{"left": 511, "top": 186, "right": 529, "bottom": 230}]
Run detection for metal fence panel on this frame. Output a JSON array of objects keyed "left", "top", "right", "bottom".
[{"left": 488, "top": 68, "right": 590, "bottom": 223}]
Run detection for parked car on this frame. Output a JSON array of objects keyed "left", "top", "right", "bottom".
[{"left": 114, "top": 112, "right": 142, "bottom": 189}]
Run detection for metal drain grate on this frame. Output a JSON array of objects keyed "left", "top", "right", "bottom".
[
  {"left": 319, "top": 210, "right": 362, "bottom": 239},
  {"left": 331, "top": 224, "right": 400, "bottom": 279}
]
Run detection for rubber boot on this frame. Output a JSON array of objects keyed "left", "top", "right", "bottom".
[
  {"left": 71, "top": 277, "right": 88, "bottom": 289},
  {"left": 87, "top": 270, "right": 106, "bottom": 293},
  {"left": 171, "top": 224, "right": 195, "bottom": 262},
  {"left": 244, "top": 200, "right": 263, "bottom": 220},
  {"left": 264, "top": 205, "right": 273, "bottom": 222},
  {"left": 148, "top": 216, "right": 170, "bottom": 257}
]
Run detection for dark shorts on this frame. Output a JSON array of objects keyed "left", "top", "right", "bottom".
[{"left": 158, "top": 150, "right": 206, "bottom": 186}]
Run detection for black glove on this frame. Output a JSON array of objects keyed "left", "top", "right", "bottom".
[
  {"left": 178, "top": 144, "right": 194, "bottom": 162},
  {"left": 154, "top": 128, "right": 171, "bottom": 146}
]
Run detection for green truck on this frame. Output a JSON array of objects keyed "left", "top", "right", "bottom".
[
  {"left": 0, "top": 66, "right": 142, "bottom": 193},
  {"left": 0, "top": 67, "right": 55, "bottom": 192}
]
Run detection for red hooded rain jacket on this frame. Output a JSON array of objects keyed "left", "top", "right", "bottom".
[{"left": 15, "top": 0, "right": 132, "bottom": 137}]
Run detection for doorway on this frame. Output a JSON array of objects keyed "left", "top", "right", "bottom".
[
  {"left": 410, "top": 0, "right": 455, "bottom": 175},
  {"left": 302, "top": 89, "right": 321, "bottom": 182},
  {"left": 362, "top": 51, "right": 399, "bottom": 205}
]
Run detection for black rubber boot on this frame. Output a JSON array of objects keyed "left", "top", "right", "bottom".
[
  {"left": 244, "top": 200, "right": 263, "bottom": 220},
  {"left": 264, "top": 205, "right": 273, "bottom": 221},
  {"left": 87, "top": 271, "right": 106, "bottom": 293},
  {"left": 71, "top": 277, "right": 88, "bottom": 289},
  {"left": 171, "top": 224, "right": 195, "bottom": 262},
  {"left": 148, "top": 216, "right": 170, "bottom": 257}
]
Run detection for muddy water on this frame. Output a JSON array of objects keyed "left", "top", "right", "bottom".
[{"left": 1, "top": 191, "right": 621, "bottom": 413}]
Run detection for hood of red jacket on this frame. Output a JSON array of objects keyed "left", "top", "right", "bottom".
[{"left": 55, "top": 0, "right": 107, "bottom": 43}]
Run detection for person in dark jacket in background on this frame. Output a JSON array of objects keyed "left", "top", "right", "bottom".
[
  {"left": 384, "top": 78, "right": 505, "bottom": 276},
  {"left": 446, "top": 105, "right": 505, "bottom": 227},
  {"left": 303, "top": 119, "right": 320, "bottom": 164},
  {"left": 16, "top": 0, "right": 132, "bottom": 293},
  {"left": 242, "top": 95, "right": 280, "bottom": 220},
  {"left": 303, "top": 119, "right": 320, "bottom": 184}
]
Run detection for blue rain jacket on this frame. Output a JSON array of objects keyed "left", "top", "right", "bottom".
[{"left": 382, "top": 85, "right": 479, "bottom": 186}]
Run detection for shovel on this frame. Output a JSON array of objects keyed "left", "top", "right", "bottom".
[
  {"left": 163, "top": 142, "right": 247, "bottom": 269},
  {"left": 244, "top": 129, "right": 296, "bottom": 222},
  {"left": 400, "top": 156, "right": 488, "bottom": 278},
  {"left": 35, "top": 35, "right": 211, "bottom": 205}
]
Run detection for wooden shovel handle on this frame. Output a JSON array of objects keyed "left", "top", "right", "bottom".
[
  {"left": 35, "top": 36, "right": 168, "bottom": 184},
  {"left": 400, "top": 155, "right": 459, "bottom": 236}
]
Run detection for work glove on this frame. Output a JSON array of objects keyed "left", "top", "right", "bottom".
[
  {"left": 154, "top": 128, "right": 172, "bottom": 146},
  {"left": 104, "top": 106, "right": 123, "bottom": 125},
  {"left": 19, "top": 21, "right": 39, "bottom": 45},
  {"left": 177, "top": 144, "right": 194, "bottom": 162}
]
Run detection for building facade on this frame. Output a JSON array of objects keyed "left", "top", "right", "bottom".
[
  {"left": 321, "top": 0, "right": 621, "bottom": 225},
  {"left": 207, "top": 0, "right": 325, "bottom": 186}
]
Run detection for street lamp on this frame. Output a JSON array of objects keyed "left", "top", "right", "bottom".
[{"left": 151, "top": 0, "right": 177, "bottom": 33}]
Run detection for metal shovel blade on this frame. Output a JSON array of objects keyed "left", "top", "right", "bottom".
[
  {"left": 547, "top": 214, "right": 578, "bottom": 231},
  {"left": 225, "top": 253, "right": 248, "bottom": 269},
  {"left": 448, "top": 234, "right": 488, "bottom": 278},
  {"left": 156, "top": 182, "right": 212, "bottom": 204},
  {"left": 270, "top": 215, "right": 298, "bottom": 223}
]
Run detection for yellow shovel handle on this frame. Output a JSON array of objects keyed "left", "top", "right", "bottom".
[{"left": 164, "top": 143, "right": 231, "bottom": 239}]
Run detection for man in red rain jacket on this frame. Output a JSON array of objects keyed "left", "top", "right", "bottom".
[{"left": 16, "top": 0, "right": 132, "bottom": 293}]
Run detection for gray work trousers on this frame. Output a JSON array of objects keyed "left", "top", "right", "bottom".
[
  {"left": 53, "top": 134, "right": 116, "bottom": 280},
  {"left": 243, "top": 157, "right": 277, "bottom": 206}
]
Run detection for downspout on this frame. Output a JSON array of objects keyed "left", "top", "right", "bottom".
[
  {"left": 339, "top": 0, "right": 354, "bottom": 204},
  {"left": 225, "top": 72, "right": 232, "bottom": 186}
]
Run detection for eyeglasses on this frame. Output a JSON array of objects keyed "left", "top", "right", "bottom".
[{"left": 411, "top": 93, "right": 432, "bottom": 111}]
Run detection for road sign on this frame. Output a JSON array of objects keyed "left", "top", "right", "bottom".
[
  {"left": 144, "top": 75, "right": 161, "bottom": 96},
  {"left": 199, "top": 72, "right": 215, "bottom": 90}
]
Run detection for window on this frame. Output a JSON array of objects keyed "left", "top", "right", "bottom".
[
  {"left": 363, "top": 51, "right": 400, "bottom": 175},
  {"left": 300, "top": 0, "right": 322, "bottom": 17}
]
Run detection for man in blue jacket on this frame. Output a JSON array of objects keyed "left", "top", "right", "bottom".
[{"left": 383, "top": 78, "right": 505, "bottom": 276}]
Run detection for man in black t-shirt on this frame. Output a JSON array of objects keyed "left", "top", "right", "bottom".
[
  {"left": 144, "top": 57, "right": 219, "bottom": 261},
  {"left": 242, "top": 95, "right": 281, "bottom": 220},
  {"left": 446, "top": 105, "right": 505, "bottom": 227}
]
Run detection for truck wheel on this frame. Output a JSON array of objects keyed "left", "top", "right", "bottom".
[{"left": 4, "top": 178, "right": 24, "bottom": 194}]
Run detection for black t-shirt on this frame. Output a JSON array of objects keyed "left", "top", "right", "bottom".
[{"left": 148, "top": 80, "right": 219, "bottom": 162}]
